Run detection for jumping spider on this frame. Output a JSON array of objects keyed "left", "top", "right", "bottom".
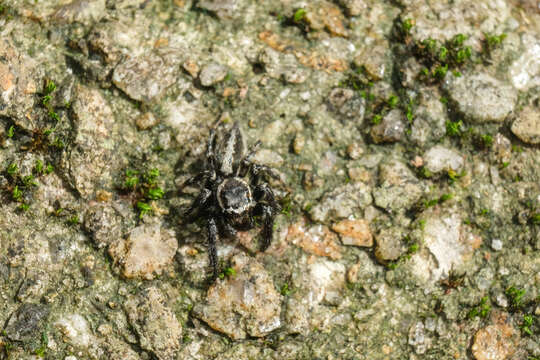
[{"left": 183, "top": 122, "right": 281, "bottom": 280}]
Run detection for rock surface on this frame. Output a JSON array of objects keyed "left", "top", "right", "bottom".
[
  {"left": 194, "top": 253, "right": 283, "bottom": 340},
  {"left": 444, "top": 73, "right": 517, "bottom": 123},
  {"left": 109, "top": 224, "right": 177, "bottom": 280},
  {"left": 124, "top": 287, "right": 182, "bottom": 360},
  {"left": 511, "top": 106, "right": 540, "bottom": 145}
]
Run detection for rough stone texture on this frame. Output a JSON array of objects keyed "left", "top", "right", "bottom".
[
  {"left": 0, "top": 0, "right": 539, "bottom": 358},
  {"left": 327, "top": 87, "right": 365, "bottom": 121},
  {"left": 331, "top": 219, "right": 373, "bottom": 247},
  {"left": 259, "top": 48, "right": 309, "bottom": 84},
  {"left": 194, "top": 253, "right": 283, "bottom": 340},
  {"left": 511, "top": 106, "right": 540, "bottom": 145},
  {"left": 444, "top": 73, "right": 517, "bottom": 123},
  {"left": 509, "top": 33, "right": 540, "bottom": 91},
  {"left": 354, "top": 44, "right": 388, "bottom": 81},
  {"left": 410, "top": 88, "right": 447, "bottom": 146},
  {"left": 62, "top": 84, "right": 115, "bottom": 199},
  {"left": 5, "top": 303, "right": 50, "bottom": 341},
  {"left": 285, "top": 258, "right": 346, "bottom": 334},
  {"left": 374, "top": 227, "right": 406, "bottom": 262},
  {"left": 0, "top": 40, "right": 41, "bottom": 130},
  {"left": 305, "top": 1, "right": 349, "bottom": 37},
  {"left": 54, "top": 314, "right": 94, "bottom": 348},
  {"left": 423, "top": 145, "right": 465, "bottom": 174},
  {"left": 199, "top": 62, "right": 228, "bottom": 87},
  {"left": 411, "top": 210, "right": 482, "bottom": 282},
  {"left": 371, "top": 109, "right": 405, "bottom": 143},
  {"left": 471, "top": 314, "right": 518, "bottom": 360},
  {"left": 310, "top": 182, "right": 372, "bottom": 222},
  {"left": 337, "top": 0, "right": 367, "bottom": 16},
  {"left": 401, "top": 0, "right": 510, "bottom": 44},
  {"left": 124, "top": 287, "right": 182, "bottom": 360},
  {"left": 197, "top": 0, "right": 239, "bottom": 20},
  {"left": 83, "top": 203, "right": 124, "bottom": 248},
  {"left": 287, "top": 219, "right": 343, "bottom": 259},
  {"left": 108, "top": 224, "right": 177, "bottom": 280},
  {"left": 373, "top": 159, "right": 425, "bottom": 213},
  {"left": 112, "top": 49, "right": 182, "bottom": 102}
]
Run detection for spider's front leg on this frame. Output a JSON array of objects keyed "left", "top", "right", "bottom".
[
  {"left": 183, "top": 188, "right": 211, "bottom": 222},
  {"left": 259, "top": 204, "right": 276, "bottom": 251},
  {"left": 254, "top": 183, "right": 281, "bottom": 211},
  {"left": 207, "top": 217, "right": 219, "bottom": 280}
]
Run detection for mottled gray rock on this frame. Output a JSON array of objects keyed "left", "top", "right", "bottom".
[
  {"left": 511, "top": 106, "right": 540, "bottom": 144},
  {"left": 310, "top": 182, "right": 372, "bottom": 222},
  {"left": 471, "top": 322, "right": 518, "bottom": 360},
  {"left": 374, "top": 227, "right": 406, "bottom": 262},
  {"left": 371, "top": 109, "right": 405, "bottom": 143},
  {"left": 444, "top": 73, "right": 517, "bottom": 123},
  {"left": 194, "top": 253, "right": 282, "bottom": 340},
  {"left": 109, "top": 224, "right": 177, "bottom": 280},
  {"left": 354, "top": 44, "right": 388, "bottom": 80},
  {"left": 62, "top": 85, "right": 115, "bottom": 199},
  {"left": 373, "top": 160, "right": 425, "bottom": 212},
  {"left": 113, "top": 49, "right": 182, "bottom": 102},
  {"left": 0, "top": 40, "right": 41, "bottom": 130},
  {"left": 327, "top": 87, "right": 365, "bottom": 121},
  {"left": 135, "top": 112, "right": 159, "bottom": 130},
  {"left": 401, "top": 0, "right": 510, "bottom": 44},
  {"left": 199, "top": 62, "right": 228, "bottom": 87},
  {"left": 423, "top": 145, "right": 464, "bottom": 174},
  {"left": 83, "top": 203, "right": 123, "bottom": 248},
  {"left": 408, "top": 321, "right": 430, "bottom": 354},
  {"left": 124, "top": 287, "right": 182, "bottom": 360},
  {"left": 5, "top": 303, "right": 50, "bottom": 341},
  {"left": 509, "top": 33, "right": 540, "bottom": 91},
  {"left": 54, "top": 314, "right": 94, "bottom": 348},
  {"left": 52, "top": 0, "right": 106, "bottom": 25},
  {"left": 331, "top": 219, "right": 373, "bottom": 247},
  {"left": 258, "top": 48, "right": 309, "bottom": 84},
  {"left": 197, "top": 0, "right": 239, "bottom": 19},
  {"left": 410, "top": 88, "right": 447, "bottom": 146},
  {"left": 304, "top": 1, "right": 348, "bottom": 37},
  {"left": 252, "top": 149, "right": 284, "bottom": 168},
  {"left": 337, "top": 0, "right": 367, "bottom": 16},
  {"left": 409, "top": 210, "right": 482, "bottom": 283},
  {"left": 285, "top": 259, "right": 346, "bottom": 334}
]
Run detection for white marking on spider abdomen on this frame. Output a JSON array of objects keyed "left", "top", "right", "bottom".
[{"left": 219, "top": 123, "right": 245, "bottom": 176}]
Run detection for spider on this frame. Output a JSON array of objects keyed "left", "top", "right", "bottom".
[{"left": 183, "top": 121, "right": 281, "bottom": 280}]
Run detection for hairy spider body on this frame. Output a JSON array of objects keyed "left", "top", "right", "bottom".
[{"left": 184, "top": 122, "right": 280, "bottom": 280}]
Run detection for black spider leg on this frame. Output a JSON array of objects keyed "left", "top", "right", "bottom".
[
  {"left": 259, "top": 204, "right": 276, "bottom": 251},
  {"left": 219, "top": 216, "right": 237, "bottom": 239},
  {"left": 181, "top": 128, "right": 218, "bottom": 189},
  {"left": 237, "top": 140, "right": 261, "bottom": 177},
  {"left": 253, "top": 183, "right": 280, "bottom": 251},
  {"left": 183, "top": 188, "right": 211, "bottom": 222},
  {"left": 207, "top": 217, "right": 219, "bottom": 280},
  {"left": 206, "top": 126, "right": 217, "bottom": 171}
]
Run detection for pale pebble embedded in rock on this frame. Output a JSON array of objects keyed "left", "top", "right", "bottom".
[
  {"left": 370, "top": 109, "right": 405, "bottom": 143},
  {"left": 108, "top": 224, "right": 177, "bottom": 280},
  {"left": 511, "top": 106, "right": 540, "bottom": 144},
  {"left": 423, "top": 145, "right": 464, "bottom": 174},
  {"left": 199, "top": 62, "right": 229, "bottom": 87},
  {"left": 194, "top": 253, "right": 282, "bottom": 340},
  {"left": 331, "top": 219, "right": 373, "bottom": 247},
  {"left": 444, "top": 73, "right": 517, "bottom": 123}
]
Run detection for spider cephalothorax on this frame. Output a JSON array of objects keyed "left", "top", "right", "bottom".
[{"left": 183, "top": 121, "right": 280, "bottom": 279}]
